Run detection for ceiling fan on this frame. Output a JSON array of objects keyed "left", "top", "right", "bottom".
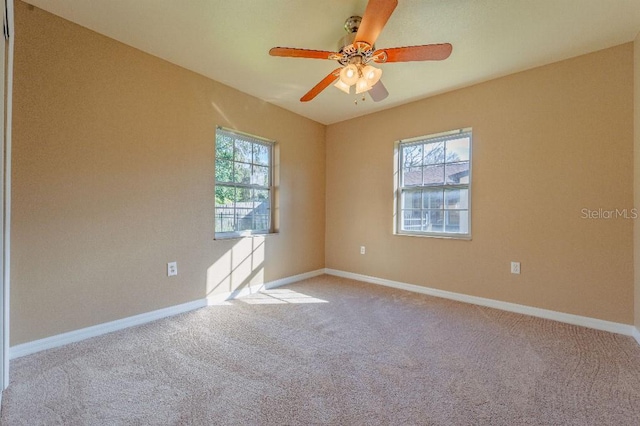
[{"left": 269, "top": 0, "right": 452, "bottom": 103}]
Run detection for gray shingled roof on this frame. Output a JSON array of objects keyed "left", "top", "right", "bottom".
[{"left": 403, "top": 162, "right": 469, "bottom": 186}]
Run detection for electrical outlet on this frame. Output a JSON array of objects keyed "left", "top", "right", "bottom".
[
  {"left": 511, "top": 261, "right": 520, "bottom": 275},
  {"left": 360, "top": 246, "right": 366, "bottom": 255},
  {"left": 168, "top": 261, "right": 178, "bottom": 277}
]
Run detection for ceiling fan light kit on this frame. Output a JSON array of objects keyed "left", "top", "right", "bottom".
[
  {"left": 269, "top": 0, "right": 452, "bottom": 103},
  {"left": 335, "top": 59, "right": 383, "bottom": 95}
]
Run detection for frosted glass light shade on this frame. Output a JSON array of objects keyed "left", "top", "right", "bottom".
[
  {"left": 334, "top": 79, "right": 351, "bottom": 94},
  {"left": 355, "top": 77, "right": 372, "bottom": 94},
  {"left": 362, "top": 65, "right": 382, "bottom": 86},
  {"left": 340, "top": 64, "right": 359, "bottom": 86}
]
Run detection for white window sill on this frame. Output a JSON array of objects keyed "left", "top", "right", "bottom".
[
  {"left": 214, "top": 231, "right": 278, "bottom": 241},
  {"left": 394, "top": 232, "right": 472, "bottom": 241}
]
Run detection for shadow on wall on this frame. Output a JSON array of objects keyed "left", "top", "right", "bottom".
[
  {"left": 206, "top": 236, "right": 266, "bottom": 300},
  {"left": 205, "top": 237, "right": 328, "bottom": 305}
]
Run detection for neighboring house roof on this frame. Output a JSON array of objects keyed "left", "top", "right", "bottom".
[{"left": 403, "top": 162, "right": 469, "bottom": 186}]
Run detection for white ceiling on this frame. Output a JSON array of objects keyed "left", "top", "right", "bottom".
[{"left": 23, "top": 0, "right": 640, "bottom": 125}]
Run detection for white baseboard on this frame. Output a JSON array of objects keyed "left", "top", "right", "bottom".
[
  {"left": 10, "top": 269, "right": 325, "bottom": 359},
  {"left": 325, "top": 269, "right": 637, "bottom": 337},
  {"left": 10, "top": 299, "right": 207, "bottom": 360}
]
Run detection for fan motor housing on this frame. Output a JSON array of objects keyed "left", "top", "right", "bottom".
[
  {"left": 337, "top": 31, "right": 357, "bottom": 53},
  {"left": 336, "top": 16, "right": 377, "bottom": 66}
]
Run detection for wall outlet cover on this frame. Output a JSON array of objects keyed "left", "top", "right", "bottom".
[{"left": 168, "top": 261, "right": 178, "bottom": 277}]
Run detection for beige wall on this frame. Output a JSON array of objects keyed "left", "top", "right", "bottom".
[
  {"left": 326, "top": 44, "right": 635, "bottom": 324},
  {"left": 11, "top": 2, "right": 325, "bottom": 345},
  {"left": 635, "top": 32, "right": 640, "bottom": 331}
]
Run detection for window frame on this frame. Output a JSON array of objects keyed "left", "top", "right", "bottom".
[
  {"left": 394, "top": 128, "right": 472, "bottom": 240},
  {"left": 214, "top": 126, "right": 276, "bottom": 239}
]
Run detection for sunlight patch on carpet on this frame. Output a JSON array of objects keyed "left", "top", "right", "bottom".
[{"left": 239, "top": 288, "right": 328, "bottom": 304}]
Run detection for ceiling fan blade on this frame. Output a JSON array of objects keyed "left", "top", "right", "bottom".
[
  {"left": 374, "top": 43, "right": 453, "bottom": 63},
  {"left": 269, "top": 47, "right": 336, "bottom": 60},
  {"left": 300, "top": 68, "right": 342, "bottom": 102},
  {"left": 354, "top": 0, "right": 398, "bottom": 46},
  {"left": 368, "top": 80, "right": 389, "bottom": 102}
]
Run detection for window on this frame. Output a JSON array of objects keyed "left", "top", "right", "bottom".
[
  {"left": 215, "top": 127, "right": 274, "bottom": 238},
  {"left": 395, "top": 129, "right": 471, "bottom": 238}
]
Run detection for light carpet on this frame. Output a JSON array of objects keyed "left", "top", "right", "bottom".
[{"left": 2, "top": 274, "right": 640, "bottom": 425}]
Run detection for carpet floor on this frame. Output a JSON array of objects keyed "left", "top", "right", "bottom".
[{"left": 2, "top": 275, "right": 640, "bottom": 425}]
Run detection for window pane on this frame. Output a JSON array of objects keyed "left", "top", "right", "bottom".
[
  {"left": 445, "top": 161, "right": 469, "bottom": 184},
  {"left": 402, "top": 166, "right": 422, "bottom": 186},
  {"left": 236, "top": 187, "right": 252, "bottom": 205},
  {"left": 236, "top": 209, "right": 253, "bottom": 231},
  {"left": 254, "top": 189, "right": 269, "bottom": 200},
  {"left": 446, "top": 137, "right": 470, "bottom": 162},
  {"left": 402, "top": 145, "right": 423, "bottom": 168},
  {"left": 234, "top": 140, "right": 252, "bottom": 163},
  {"left": 254, "top": 213, "right": 270, "bottom": 231},
  {"left": 253, "top": 188, "right": 270, "bottom": 230},
  {"left": 215, "top": 185, "right": 235, "bottom": 207},
  {"left": 215, "top": 159, "right": 234, "bottom": 183},
  {"left": 445, "top": 188, "right": 468, "bottom": 209},
  {"left": 446, "top": 210, "right": 469, "bottom": 233},
  {"left": 402, "top": 191, "right": 422, "bottom": 209},
  {"left": 215, "top": 134, "right": 233, "bottom": 160},
  {"left": 423, "top": 142, "right": 445, "bottom": 165},
  {"left": 402, "top": 210, "right": 422, "bottom": 231},
  {"left": 215, "top": 207, "right": 235, "bottom": 232},
  {"left": 425, "top": 210, "right": 444, "bottom": 232},
  {"left": 254, "top": 200, "right": 270, "bottom": 217},
  {"left": 460, "top": 210, "right": 469, "bottom": 233},
  {"left": 423, "top": 164, "right": 445, "bottom": 185},
  {"left": 252, "top": 165, "right": 270, "bottom": 187},
  {"left": 234, "top": 162, "right": 251, "bottom": 184},
  {"left": 254, "top": 144, "right": 270, "bottom": 166},
  {"left": 423, "top": 188, "right": 443, "bottom": 209},
  {"left": 445, "top": 210, "right": 460, "bottom": 233}
]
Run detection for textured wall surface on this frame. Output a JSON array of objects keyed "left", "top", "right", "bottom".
[{"left": 12, "top": 2, "right": 326, "bottom": 344}]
